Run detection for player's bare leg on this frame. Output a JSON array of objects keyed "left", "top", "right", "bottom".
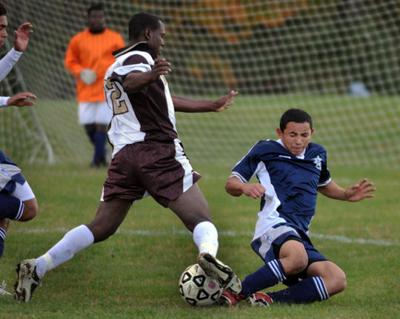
[
  {"left": 307, "top": 260, "right": 346, "bottom": 296},
  {"left": 169, "top": 184, "right": 241, "bottom": 292},
  {"left": 87, "top": 198, "right": 132, "bottom": 242}
]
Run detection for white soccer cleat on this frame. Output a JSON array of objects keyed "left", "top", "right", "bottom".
[
  {"left": 14, "top": 259, "right": 41, "bottom": 302},
  {"left": 247, "top": 291, "right": 273, "bottom": 307},
  {"left": 197, "top": 253, "right": 242, "bottom": 293}
]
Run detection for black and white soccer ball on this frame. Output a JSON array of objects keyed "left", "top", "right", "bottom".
[{"left": 178, "top": 263, "right": 223, "bottom": 306}]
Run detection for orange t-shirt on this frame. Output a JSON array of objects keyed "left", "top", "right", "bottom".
[{"left": 64, "top": 28, "right": 125, "bottom": 102}]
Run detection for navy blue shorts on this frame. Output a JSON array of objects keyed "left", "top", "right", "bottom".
[{"left": 251, "top": 223, "right": 327, "bottom": 284}]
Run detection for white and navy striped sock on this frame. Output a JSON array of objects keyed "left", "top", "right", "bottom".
[
  {"left": 268, "top": 275, "right": 330, "bottom": 303},
  {"left": 0, "top": 227, "right": 6, "bottom": 257},
  {"left": 312, "top": 276, "right": 329, "bottom": 301},
  {"left": 267, "top": 259, "right": 287, "bottom": 282},
  {"left": 0, "top": 227, "right": 6, "bottom": 241}
]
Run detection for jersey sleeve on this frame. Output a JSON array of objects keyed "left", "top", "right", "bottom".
[
  {"left": 231, "top": 141, "right": 263, "bottom": 182},
  {"left": 0, "top": 48, "right": 22, "bottom": 81},
  {"left": 111, "top": 53, "right": 153, "bottom": 82},
  {"left": 318, "top": 149, "right": 331, "bottom": 187}
]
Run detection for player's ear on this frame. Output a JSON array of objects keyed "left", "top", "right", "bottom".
[
  {"left": 276, "top": 128, "right": 283, "bottom": 137},
  {"left": 144, "top": 28, "right": 151, "bottom": 41}
]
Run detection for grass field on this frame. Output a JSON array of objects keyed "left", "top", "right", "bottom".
[
  {"left": 0, "top": 162, "right": 399, "bottom": 319},
  {"left": 3, "top": 94, "right": 399, "bottom": 167}
]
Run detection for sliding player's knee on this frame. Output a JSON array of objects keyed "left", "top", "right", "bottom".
[
  {"left": 284, "top": 256, "right": 308, "bottom": 275},
  {"left": 328, "top": 270, "right": 347, "bottom": 295},
  {"left": 20, "top": 199, "right": 38, "bottom": 221}
]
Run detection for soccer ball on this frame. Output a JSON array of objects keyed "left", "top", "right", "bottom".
[{"left": 178, "top": 263, "right": 223, "bottom": 306}]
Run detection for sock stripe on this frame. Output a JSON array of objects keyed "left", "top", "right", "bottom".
[
  {"left": 312, "top": 276, "right": 329, "bottom": 300},
  {"left": 267, "top": 260, "right": 286, "bottom": 282},
  {"left": 14, "top": 201, "right": 25, "bottom": 221},
  {"left": 0, "top": 228, "right": 6, "bottom": 240}
]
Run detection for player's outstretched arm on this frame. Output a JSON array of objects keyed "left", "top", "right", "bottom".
[
  {"left": 319, "top": 179, "right": 375, "bottom": 202},
  {"left": 7, "top": 92, "right": 36, "bottom": 107},
  {"left": 225, "top": 176, "right": 265, "bottom": 199},
  {"left": 121, "top": 58, "right": 171, "bottom": 93},
  {"left": 14, "top": 22, "right": 33, "bottom": 52},
  {"left": 173, "top": 90, "right": 238, "bottom": 112}
]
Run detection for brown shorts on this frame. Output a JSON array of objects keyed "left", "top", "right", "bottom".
[{"left": 102, "top": 140, "right": 201, "bottom": 207}]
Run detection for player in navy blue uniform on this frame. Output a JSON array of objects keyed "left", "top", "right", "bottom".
[
  {"left": 0, "top": 3, "right": 37, "bottom": 258},
  {"left": 220, "top": 108, "right": 375, "bottom": 306}
]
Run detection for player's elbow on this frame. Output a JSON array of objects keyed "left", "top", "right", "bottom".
[{"left": 225, "top": 183, "right": 240, "bottom": 197}]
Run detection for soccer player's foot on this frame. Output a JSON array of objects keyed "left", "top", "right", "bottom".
[
  {"left": 218, "top": 288, "right": 245, "bottom": 306},
  {"left": 14, "top": 259, "right": 41, "bottom": 302},
  {"left": 197, "top": 253, "right": 242, "bottom": 293},
  {"left": 247, "top": 291, "right": 273, "bottom": 307}
]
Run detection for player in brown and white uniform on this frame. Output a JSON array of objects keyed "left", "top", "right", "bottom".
[{"left": 15, "top": 12, "right": 241, "bottom": 302}]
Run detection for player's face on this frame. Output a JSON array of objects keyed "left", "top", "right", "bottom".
[
  {"left": 0, "top": 16, "right": 8, "bottom": 48},
  {"left": 88, "top": 10, "right": 105, "bottom": 33},
  {"left": 277, "top": 121, "right": 313, "bottom": 156},
  {"left": 148, "top": 21, "right": 165, "bottom": 57}
]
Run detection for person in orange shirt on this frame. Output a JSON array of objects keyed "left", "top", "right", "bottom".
[{"left": 65, "top": 3, "right": 125, "bottom": 167}]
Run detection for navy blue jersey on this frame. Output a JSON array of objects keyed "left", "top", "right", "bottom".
[{"left": 232, "top": 139, "right": 331, "bottom": 235}]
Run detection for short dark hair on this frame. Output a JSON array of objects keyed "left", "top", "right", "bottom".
[
  {"left": 0, "top": 3, "right": 7, "bottom": 16},
  {"left": 87, "top": 3, "right": 104, "bottom": 15},
  {"left": 280, "top": 108, "right": 313, "bottom": 131},
  {"left": 128, "top": 12, "right": 161, "bottom": 41}
]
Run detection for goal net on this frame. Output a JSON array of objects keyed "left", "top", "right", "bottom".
[{"left": 2, "top": 0, "right": 399, "bottom": 167}]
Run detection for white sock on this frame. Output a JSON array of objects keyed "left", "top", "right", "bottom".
[
  {"left": 36, "top": 225, "right": 94, "bottom": 278},
  {"left": 193, "top": 221, "right": 219, "bottom": 257}
]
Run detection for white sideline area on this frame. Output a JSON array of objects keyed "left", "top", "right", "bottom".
[{"left": 11, "top": 227, "right": 399, "bottom": 247}]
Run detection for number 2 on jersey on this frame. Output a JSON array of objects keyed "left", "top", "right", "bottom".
[{"left": 105, "top": 79, "right": 128, "bottom": 115}]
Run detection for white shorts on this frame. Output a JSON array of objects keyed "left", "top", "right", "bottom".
[
  {"left": 78, "top": 101, "right": 112, "bottom": 125},
  {"left": 12, "top": 181, "right": 35, "bottom": 202}
]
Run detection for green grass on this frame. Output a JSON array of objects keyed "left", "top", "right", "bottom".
[
  {"left": 0, "top": 163, "right": 399, "bottom": 319},
  {"left": 6, "top": 94, "right": 398, "bottom": 167}
]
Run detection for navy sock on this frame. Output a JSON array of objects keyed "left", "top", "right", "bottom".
[
  {"left": 241, "top": 259, "right": 286, "bottom": 297},
  {"left": 0, "top": 193, "right": 23, "bottom": 220},
  {"left": 0, "top": 227, "right": 6, "bottom": 257},
  {"left": 93, "top": 131, "right": 106, "bottom": 165},
  {"left": 268, "top": 276, "right": 329, "bottom": 303}
]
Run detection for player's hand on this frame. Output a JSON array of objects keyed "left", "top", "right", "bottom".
[
  {"left": 345, "top": 179, "right": 375, "bottom": 202},
  {"left": 7, "top": 92, "right": 37, "bottom": 107},
  {"left": 151, "top": 58, "right": 171, "bottom": 80},
  {"left": 242, "top": 183, "right": 266, "bottom": 199},
  {"left": 212, "top": 90, "right": 238, "bottom": 112},
  {"left": 14, "top": 22, "right": 33, "bottom": 52},
  {"left": 80, "top": 69, "right": 97, "bottom": 85}
]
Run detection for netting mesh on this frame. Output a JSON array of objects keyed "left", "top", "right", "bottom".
[{"left": 1, "top": 0, "right": 399, "bottom": 167}]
